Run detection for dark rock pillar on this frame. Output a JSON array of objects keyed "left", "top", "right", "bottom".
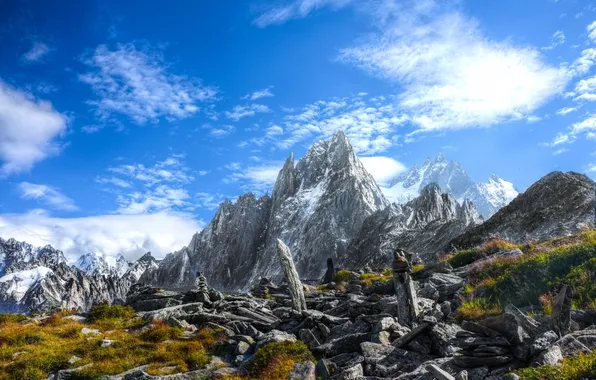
[
  {"left": 322, "top": 258, "right": 334, "bottom": 284},
  {"left": 392, "top": 249, "right": 419, "bottom": 326}
]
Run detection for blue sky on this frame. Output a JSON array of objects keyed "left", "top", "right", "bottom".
[{"left": 1, "top": 0, "right": 595, "bottom": 261}]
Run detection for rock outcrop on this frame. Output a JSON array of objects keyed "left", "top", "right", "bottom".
[
  {"left": 346, "top": 184, "right": 482, "bottom": 265},
  {"left": 449, "top": 171, "right": 595, "bottom": 250}
]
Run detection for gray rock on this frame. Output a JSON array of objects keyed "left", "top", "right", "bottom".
[
  {"left": 428, "top": 273, "right": 465, "bottom": 301},
  {"left": 255, "top": 330, "right": 297, "bottom": 350},
  {"left": 235, "top": 341, "right": 251, "bottom": 355},
  {"left": 299, "top": 328, "right": 321, "bottom": 350},
  {"left": 290, "top": 361, "right": 316, "bottom": 380},
  {"left": 453, "top": 354, "right": 513, "bottom": 368},
  {"left": 531, "top": 330, "right": 559, "bottom": 355},
  {"left": 534, "top": 345, "right": 563, "bottom": 366},
  {"left": 277, "top": 239, "right": 307, "bottom": 313},
  {"left": 314, "top": 333, "right": 371, "bottom": 356},
  {"left": 555, "top": 334, "right": 592, "bottom": 357},
  {"left": 505, "top": 304, "right": 545, "bottom": 338},
  {"left": 81, "top": 328, "right": 101, "bottom": 336},
  {"left": 478, "top": 313, "right": 526, "bottom": 344},
  {"left": 329, "top": 363, "right": 363, "bottom": 379},
  {"left": 426, "top": 364, "right": 456, "bottom": 380}
]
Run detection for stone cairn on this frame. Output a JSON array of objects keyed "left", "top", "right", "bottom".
[
  {"left": 276, "top": 239, "right": 307, "bottom": 313},
  {"left": 392, "top": 248, "right": 419, "bottom": 326},
  {"left": 347, "top": 274, "right": 364, "bottom": 295},
  {"left": 194, "top": 271, "right": 212, "bottom": 304}
]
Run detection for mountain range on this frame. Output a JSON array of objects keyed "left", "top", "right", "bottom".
[
  {"left": 0, "top": 131, "right": 594, "bottom": 312},
  {"left": 387, "top": 153, "right": 518, "bottom": 218}
]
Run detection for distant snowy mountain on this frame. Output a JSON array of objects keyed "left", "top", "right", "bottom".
[
  {"left": 387, "top": 153, "right": 518, "bottom": 218},
  {"left": 74, "top": 252, "right": 129, "bottom": 278},
  {"left": 0, "top": 237, "right": 158, "bottom": 313}
]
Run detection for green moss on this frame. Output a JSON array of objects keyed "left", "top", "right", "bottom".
[
  {"left": 447, "top": 249, "right": 482, "bottom": 268},
  {"left": 88, "top": 304, "right": 136, "bottom": 322},
  {"left": 333, "top": 270, "right": 352, "bottom": 283},
  {"left": 515, "top": 351, "right": 596, "bottom": 379},
  {"left": 139, "top": 322, "right": 182, "bottom": 343},
  {"left": 249, "top": 341, "right": 314, "bottom": 379},
  {"left": 456, "top": 298, "right": 503, "bottom": 321},
  {"left": 360, "top": 272, "right": 392, "bottom": 287},
  {"left": 0, "top": 314, "right": 26, "bottom": 325}
]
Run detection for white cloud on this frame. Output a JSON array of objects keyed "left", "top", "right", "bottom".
[
  {"left": 588, "top": 20, "right": 596, "bottom": 43},
  {"left": 225, "top": 104, "right": 271, "bottom": 121},
  {"left": 198, "top": 170, "right": 209, "bottom": 176},
  {"left": 556, "top": 107, "right": 578, "bottom": 115},
  {"left": 242, "top": 86, "right": 274, "bottom": 100},
  {"left": 0, "top": 211, "right": 202, "bottom": 262},
  {"left": 254, "top": 0, "right": 353, "bottom": 27},
  {"left": 98, "top": 156, "right": 195, "bottom": 215},
  {"left": 196, "top": 192, "right": 229, "bottom": 210},
  {"left": 573, "top": 75, "right": 596, "bottom": 101},
  {"left": 22, "top": 42, "right": 51, "bottom": 63},
  {"left": 553, "top": 148, "right": 568, "bottom": 155},
  {"left": 339, "top": 1, "right": 568, "bottom": 131},
  {"left": 570, "top": 48, "right": 596, "bottom": 76},
  {"left": 0, "top": 81, "right": 67, "bottom": 175},
  {"left": 359, "top": 156, "right": 407, "bottom": 185},
  {"left": 96, "top": 176, "right": 131, "bottom": 188},
  {"left": 224, "top": 162, "right": 283, "bottom": 192},
  {"left": 19, "top": 182, "right": 78, "bottom": 211},
  {"left": 79, "top": 43, "right": 217, "bottom": 124},
  {"left": 257, "top": 96, "right": 407, "bottom": 155},
  {"left": 526, "top": 115, "right": 542, "bottom": 123},
  {"left": 542, "top": 30, "right": 565, "bottom": 50},
  {"left": 208, "top": 124, "right": 235, "bottom": 138}
]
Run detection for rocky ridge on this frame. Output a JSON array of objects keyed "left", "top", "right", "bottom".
[
  {"left": 0, "top": 237, "right": 159, "bottom": 313},
  {"left": 449, "top": 171, "right": 595, "bottom": 250}
]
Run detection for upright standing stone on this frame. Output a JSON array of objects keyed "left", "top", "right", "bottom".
[
  {"left": 393, "top": 249, "right": 419, "bottom": 326},
  {"left": 322, "top": 258, "right": 335, "bottom": 284},
  {"left": 277, "top": 239, "right": 307, "bottom": 312},
  {"left": 552, "top": 285, "right": 573, "bottom": 335}
]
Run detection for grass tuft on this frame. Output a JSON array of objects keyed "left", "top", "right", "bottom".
[{"left": 249, "top": 341, "right": 314, "bottom": 380}]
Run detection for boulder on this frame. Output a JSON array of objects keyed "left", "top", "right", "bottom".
[
  {"left": 277, "top": 239, "right": 307, "bottom": 313},
  {"left": 290, "top": 361, "right": 316, "bottom": 380}
]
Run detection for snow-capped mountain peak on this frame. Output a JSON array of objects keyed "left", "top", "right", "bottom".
[
  {"left": 388, "top": 153, "right": 518, "bottom": 218},
  {"left": 74, "top": 252, "right": 130, "bottom": 277}
]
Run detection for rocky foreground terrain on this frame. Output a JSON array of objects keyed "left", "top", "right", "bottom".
[{"left": 2, "top": 229, "right": 596, "bottom": 379}]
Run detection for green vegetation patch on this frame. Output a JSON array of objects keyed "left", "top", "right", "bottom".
[
  {"left": 249, "top": 341, "right": 314, "bottom": 380},
  {"left": 333, "top": 270, "right": 352, "bottom": 283},
  {"left": 0, "top": 311, "right": 226, "bottom": 380},
  {"left": 456, "top": 230, "right": 596, "bottom": 319},
  {"left": 516, "top": 351, "right": 596, "bottom": 380}
]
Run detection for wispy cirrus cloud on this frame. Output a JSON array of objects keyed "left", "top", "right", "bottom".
[
  {"left": 223, "top": 161, "right": 283, "bottom": 192},
  {"left": 242, "top": 86, "right": 275, "bottom": 100},
  {"left": 541, "top": 31, "right": 565, "bottom": 50},
  {"left": 18, "top": 182, "right": 78, "bottom": 211},
  {"left": 22, "top": 42, "right": 51, "bottom": 63},
  {"left": 254, "top": 0, "right": 353, "bottom": 27},
  {"left": 339, "top": 1, "right": 568, "bottom": 131},
  {"left": 250, "top": 95, "right": 407, "bottom": 155},
  {"left": 98, "top": 156, "right": 196, "bottom": 215},
  {"left": 0, "top": 81, "right": 67, "bottom": 176},
  {"left": 225, "top": 104, "right": 271, "bottom": 121},
  {"left": 79, "top": 43, "right": 217, "bottom": 125}
]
